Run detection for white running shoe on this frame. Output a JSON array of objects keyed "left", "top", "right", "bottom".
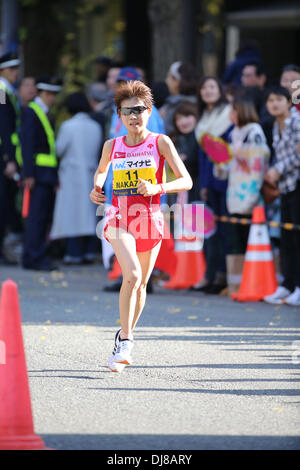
[
  {"left": 108, "top": 329, "right": 126, "bottom": 373},
  {"left": 114, "top": 338, "right": 134, "bottom": 365},
  {"left": 285, "top": 287, "right": 300, "bottom": 307},
  {"left": 108, "top": 354, "right": 126, "bottom": 373},
  {"left": 264, "top": 286, "right": 291, "bottom": 304}
]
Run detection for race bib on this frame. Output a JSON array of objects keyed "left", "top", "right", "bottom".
[{"left": 112, "top": 157, "right": 157, "bottom": 196}]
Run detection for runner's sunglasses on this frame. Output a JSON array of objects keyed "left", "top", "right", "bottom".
[{"left": 119, "top": 106, "right": 148, "bottom": 116}]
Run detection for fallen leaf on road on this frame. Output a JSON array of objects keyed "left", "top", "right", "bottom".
[
  {"left": 188, "top": 316, "right": 198, "bottom": 319},
  {"left": 93, "top": 296, "right": 99, "bottom": 301},
  {"left": 65, "top": 309, "right": 73, "bottom": 313},
  {"left": 45, "top": 320, "right": 51, "bottom": 324},
  {"left": 205, "top": 317, "right": 210, "bottom": 321},
  {"left": 51, "top": 271, "right": 64, "bottom": 280},
  {"left": 168, "top": 307, "right": 181, "bottom": 313},
  {"left": 116, "top": 319, "right": 121, "bottom": 324}
]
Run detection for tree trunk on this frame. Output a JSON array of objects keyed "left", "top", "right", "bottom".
[
  {"left": 20, "top": 1, "right": 64, "bottom": 76},
  {"left": 148, "top": 0, "right": 183, "bottom": 82},
  {"left": 1, "top": 0, "right": 19, "bottom": 53}
]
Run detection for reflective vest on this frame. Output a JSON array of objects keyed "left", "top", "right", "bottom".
[
  {"left": 28, "top": 101, "right": 57, "bottom": 168},
  {"left": 0, "top": 80, "right": 23, "bottom": 167}
]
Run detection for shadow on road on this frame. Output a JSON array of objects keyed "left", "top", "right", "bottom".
[{"left": 41, "top": 433, "right": 300, "bottom": 450}]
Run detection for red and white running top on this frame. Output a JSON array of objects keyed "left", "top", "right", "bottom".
[{"left": 110, "top": 133, "right": 165, "bottom": 211}]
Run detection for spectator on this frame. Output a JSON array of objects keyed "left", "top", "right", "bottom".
[
  {"left": 159, "top": 61, "right": 198, "bottom": 136},
  {"left": 217, "top": 97, "right": 270, "bottom": 254},
  {"left": 264, "top": 85, "right": 300, "bottom": 306},
  {"left": 21, "top": 75, "right": 62, "bottom": 271},
  {"left": 50, "top": 92, "right": 102, "bottom": 265},
  {"left": 94, "top": 66, "right": 121, "bottom": 140},
  {"left": 18, "top": 76, "right": 37, "bottom": 107},
  {"left": 238, "top": 63, "right": 273, "bottom": 161},
  {"left": 0, "top": 51, "right": 22, "bottom": 265},
  {"left": 241, "top": 61, "right": 267, "bottom": 89},
  {"left": 222, "top": 39, "right": 262, "bottom": 86},
  {"left": 87, "top": 82, "right": 108, "bottom": 140},
  {"left": 224, "top": 83, "right": 240, "bottom": 104},
  {"left": 94, "top": 56, "right": 112, "bottom": 84},
  {"left": 170, "top": 101, "right": 199, "bottom": 204},
  {"left": 193, "top": 76, "right": 234, "bottom": 293},
  {"left": 151, "top": 81, "right": 170, "bottom": 109},
  {"left": 280, "top": 64, "right": 300, "bottom": 113}
]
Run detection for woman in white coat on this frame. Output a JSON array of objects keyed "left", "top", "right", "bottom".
[{"left": 50, "top": 92, "right": 102, "bottom": 264}]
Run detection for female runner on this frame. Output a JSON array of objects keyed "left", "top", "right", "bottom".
[{"left": 90, "top": 80, "right": 192, "bottom": 372}]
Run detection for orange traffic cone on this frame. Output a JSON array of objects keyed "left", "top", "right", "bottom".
[
  {"left": 108, "top": 256, "right": 122, "bottom": 280},
  {"left": 231, "top": 206, "right": 277, "bottom": 302},
  {"left": 0, "top": 279, "right": 46, "bottom": 450},
  {"left": 164, "top": 237, "right": 206, "bottom": 289}
]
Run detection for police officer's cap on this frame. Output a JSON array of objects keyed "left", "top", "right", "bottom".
[
  {"left": 36, "top": 75, "right": 63, "bottom": 93},
  {"left": 0, "top": 52, "right": 21, "bottom": 70}
]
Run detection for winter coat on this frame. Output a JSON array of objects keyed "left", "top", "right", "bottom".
[{"left": 50, "top": 112, "right": 102, "bottom": 239}]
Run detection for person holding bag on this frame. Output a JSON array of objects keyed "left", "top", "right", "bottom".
[{"left": 264, "top": 85, "right": 300, "bottom": 306}]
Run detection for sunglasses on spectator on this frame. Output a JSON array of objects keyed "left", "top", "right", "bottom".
[{"left": 119, "top": 106, "right": 148, "bottom": 116}]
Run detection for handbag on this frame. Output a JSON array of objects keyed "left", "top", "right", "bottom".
[{"left": 261, "top": 180, "right": 280, "bottom": 204}]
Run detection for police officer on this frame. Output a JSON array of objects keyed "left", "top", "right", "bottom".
[
  {"left": 0, "top": 52, "right": 22, "bottom": 265},
  {"left": 21, "top": 75, "right": 62, "bottom": 271}
]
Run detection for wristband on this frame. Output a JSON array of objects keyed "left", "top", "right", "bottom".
[{"left": 159, "top": 183, "right": 166, "bottom": 195}]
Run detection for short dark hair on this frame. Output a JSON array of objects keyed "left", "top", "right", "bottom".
[
  {"left": 265, "top": 85, "right": 291, "bottom": 102},
  {"left": 243, "top": 61, "right": 266, "bottom": 77},
  {"left": 65, "top": 92, "right": 91, "bottom": 115},
  {"left": 177, "top": 62, "right": 199, "bottom": 95},
  {"left": 281, "top": 64, "right": 300, "bottom": 75},
  {"left": 115, "top": 80, "right": 153, "bottom": 111},
  {"left": 174, "top": 101, "right": 198, "bottom": 118}
]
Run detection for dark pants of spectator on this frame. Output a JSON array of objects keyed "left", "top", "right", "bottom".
[
  {"left": 226, "top": 213, "right": 251, "bottom": 254},
  {"left": 0, "top": 170, "right": 23, "bottom": 258},
  {"left": 6, "top": 177, "right": 23, "bottom": 234},
  {"left": 65, "top": 236, "right": 97, "bottom": 262},
  {"left": 280, "top": 181, "right": 300, "bottom": 291},
  {"left": 22, "top": 183, "right": 55, "bottom": 269},
  {"left": 205, "top": 188, "right": 229, "bottom": 281}
]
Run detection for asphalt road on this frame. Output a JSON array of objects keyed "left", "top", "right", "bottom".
[{"left": 0, "top": 263, "right": 299, "bottom": 451}]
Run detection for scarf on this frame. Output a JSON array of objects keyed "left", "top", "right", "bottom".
[{"left": 195, "top": 104, "right": 232, "bottom": 142}]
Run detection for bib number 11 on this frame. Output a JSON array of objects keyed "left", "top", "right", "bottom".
[
  {"left": 125, "top": 170, "right": 138, "bottom": 180},
  {"left": 125, "top": 170, "right": 152, "bottom": 184}
]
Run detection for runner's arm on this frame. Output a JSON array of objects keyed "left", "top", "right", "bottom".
[
  {"left": 158, "top": 134, "right": 193, "bottom": 193},
  {"left": 93, "top": 139, "right": 113, "bottom": 188},
  {"left": 90, "top": 139, "right": 113, "bottom": 205}
]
